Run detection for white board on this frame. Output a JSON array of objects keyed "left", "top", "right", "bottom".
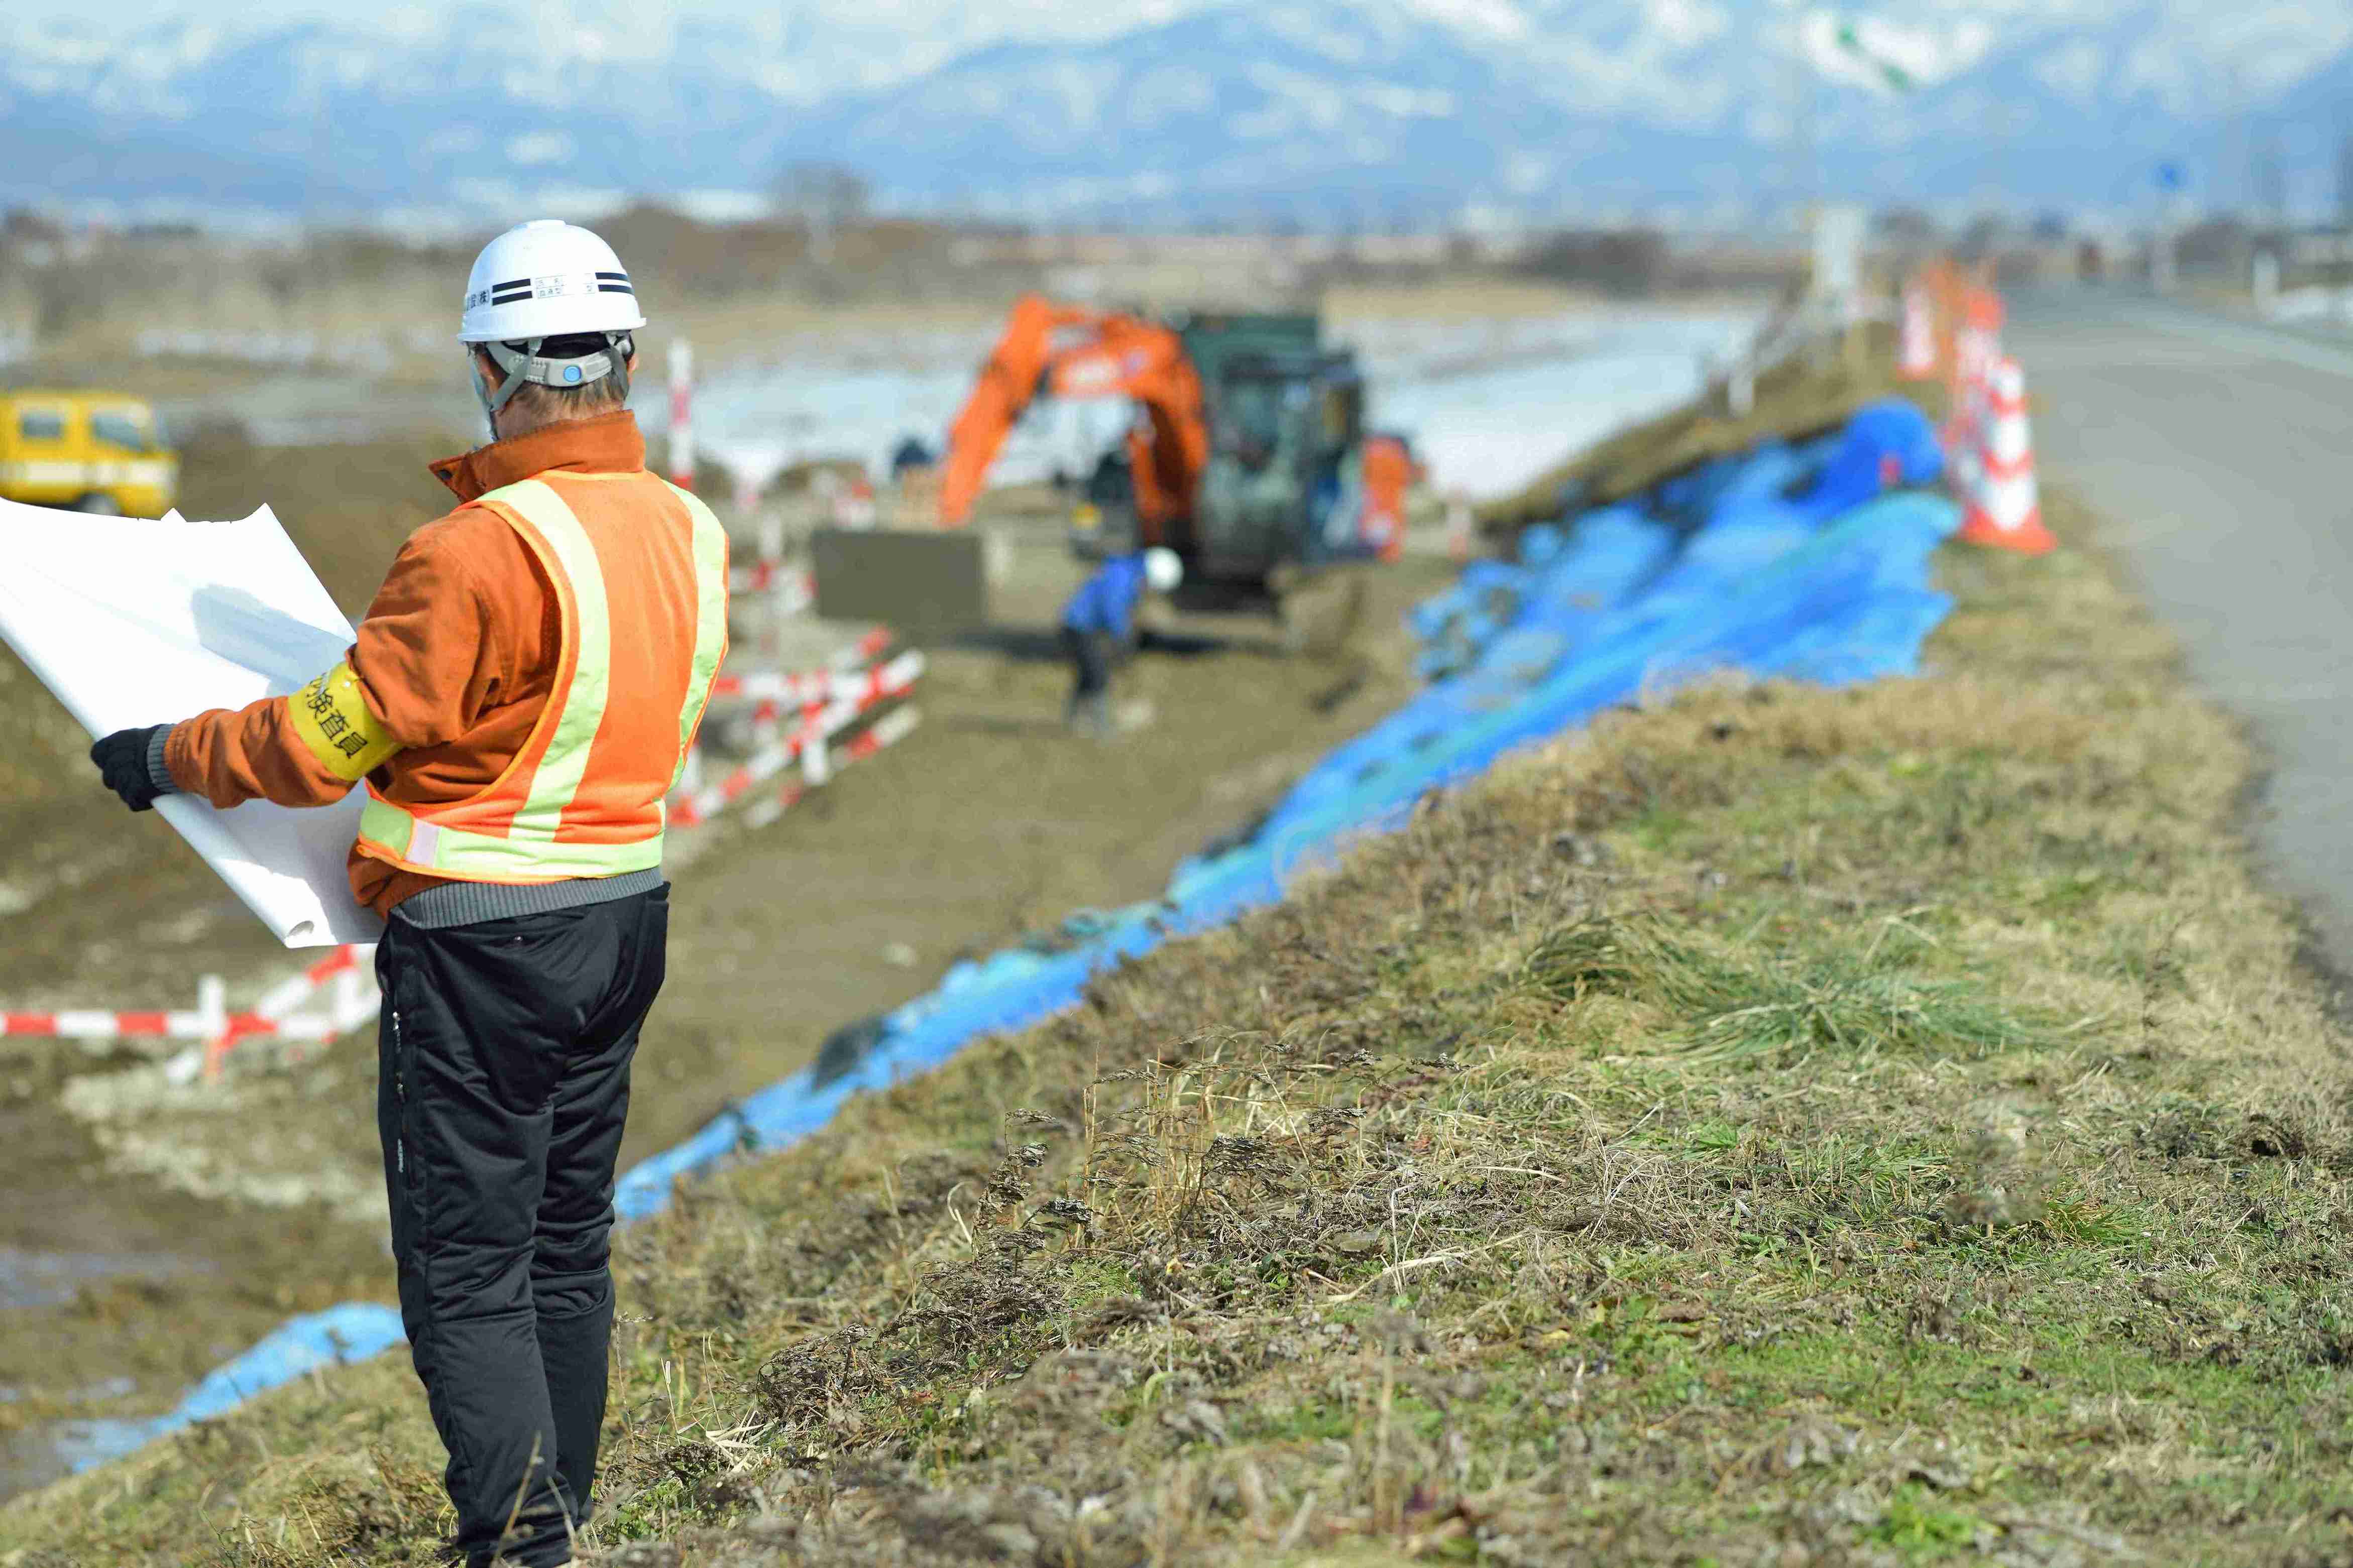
[{"left": 0, "top": 497, "right": 385, "bottom": 946}]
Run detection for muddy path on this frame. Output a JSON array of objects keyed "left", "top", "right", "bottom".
[{"left": 0, "top": 431, "right": 1451, "bottom": 1499}]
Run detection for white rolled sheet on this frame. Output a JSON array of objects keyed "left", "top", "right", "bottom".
[{"left": 0, "top": 496, "right": 385, "bottom": 946}]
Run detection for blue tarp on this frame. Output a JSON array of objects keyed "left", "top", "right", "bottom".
[
  {"left": 62, "top": 1304, "right": 405, "bottom": 1470},
  {"left": 1793, "top": 399, "right": 1944, "bottom": 520},
  {"left": 82, "top": 400, "right": 1960, "bottom": 1470}
]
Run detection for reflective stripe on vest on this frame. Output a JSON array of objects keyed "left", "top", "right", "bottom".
[{"left": 357, "top": 473, "right": 730, "bottom": 883}]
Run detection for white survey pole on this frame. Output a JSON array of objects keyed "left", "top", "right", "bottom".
[{"left": 668, "top": 337, "right": 695, "bottom": 490}]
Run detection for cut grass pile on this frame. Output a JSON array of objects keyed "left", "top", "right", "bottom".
[{"left": 9, "top": 459, "right": 2353, "bottom": 1564}]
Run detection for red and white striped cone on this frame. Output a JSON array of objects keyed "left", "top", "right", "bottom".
[
  {"left": 1941, "top": 287, "right": 2003, "bottom": 458},
  {"left": 1957, "top": 356, "right": 2056, "bottom": 555},
  {"left": 1898, "top": 280, "right": 1936, "bottom": 380}
]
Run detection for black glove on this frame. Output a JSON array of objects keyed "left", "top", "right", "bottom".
[{"left": 90, "top": 725, "right": 173, "bottom": 813}]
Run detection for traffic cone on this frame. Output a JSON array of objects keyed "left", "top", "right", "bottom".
[
  {"left": 1898, "top": 279, "right": 1936, "bottom": 379},
  {"left": 1957, "top": 356, "right": 2056, "bottom": 555},
  {"left": 1942, "top": 286, "right": 2001, "bottom": 455}
]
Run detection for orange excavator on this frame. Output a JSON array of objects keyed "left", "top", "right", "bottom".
[
  {"left": 938, "top": 295, "right": 1204, "bottom": 537},
  {"left": 935, "top": 293, "right": 1416, "bottom": 581}
]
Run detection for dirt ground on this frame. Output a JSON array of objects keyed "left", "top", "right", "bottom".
[{"left": 0, "top": 428, "right": 1452, "bottom": 1499}]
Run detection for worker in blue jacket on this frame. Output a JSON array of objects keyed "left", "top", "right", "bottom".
[{"left": 1061, "top": 546, "right": 1183, "bottom": 736}]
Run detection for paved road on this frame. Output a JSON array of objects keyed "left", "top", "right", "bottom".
[{"left": 2008, "top": 290, "right": 2353, "bottom": 979}]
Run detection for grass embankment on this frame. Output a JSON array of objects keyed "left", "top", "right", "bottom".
[
  {"left": 1479, "top": 325, "right": 1899, "bottom": 536},
  {"left": 11, "top": 445, "right": 2353, "bottom": 1564}
]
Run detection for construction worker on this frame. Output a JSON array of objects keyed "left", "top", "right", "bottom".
[
  {"left": 84, "top": 219, "right": 727, "bottom": 1568},
  {"left": 1059, "top": 544, "right": 1181, "bottom": 736}
]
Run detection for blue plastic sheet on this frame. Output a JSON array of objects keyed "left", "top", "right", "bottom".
[
  {"left": 65, "top": 1304, "right": 405, "bottom": 1473},
  {"left": 96, "top": 402, "right": 1962, "bottom": 1468},
  {"left": 1792, "top": 399, "right": 1944, "bottom": 521}
]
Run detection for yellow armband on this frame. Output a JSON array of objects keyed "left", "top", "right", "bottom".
[{"left": 286, "top": 661, "right": 402, "bottom": 781}]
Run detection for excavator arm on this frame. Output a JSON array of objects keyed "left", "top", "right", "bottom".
[
  {"left": 937, "top": 293, "right": 1210, "bottom": 539},
  {"left": 938, "top": 295, "right": 1086, "bottom": 527}
]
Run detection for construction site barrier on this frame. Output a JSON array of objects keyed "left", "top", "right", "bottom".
[
  {"left": 726, "top": 559, "right": 814, "bottom": 610},
  {"left": 736, "top": 648, "right": 921, "bottom": 743},
  {"left": 74, "top": 398, "right": 1968, "bottom": 1473},
  {"left": 670, "top": 649, "right": 922, "bottom": 828},
  {"left": 0, "top": 944, "right": 380, "bottom": 1084},
  {"left": 708, "top": 627, "right": 893, "bottom": 699},
  {"left": 745, "top": 702, "right": 922, "bottom": 830}
]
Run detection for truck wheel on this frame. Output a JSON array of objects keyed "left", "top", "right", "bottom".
[{"left": 73, "top": 493, "right": 122, "bottom": 515}]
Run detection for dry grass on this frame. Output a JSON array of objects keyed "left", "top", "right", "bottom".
[
  {"left": 1479, "top": 323, "right": 1918, "bottom": 536},
  {"left": 8, "top": 410, "right": 2350, "bottom": 1567}
]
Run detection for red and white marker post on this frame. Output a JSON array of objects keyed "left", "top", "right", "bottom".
[
  {"left": 1898, "top": 278, "right": 1937, "bottom": 380},
  {"left": 667, "top": 337, "right": 695, "bottom": 490}
]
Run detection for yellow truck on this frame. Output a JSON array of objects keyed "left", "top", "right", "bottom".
[{"left": 0, "top": 392, "right": 178, "bottom": 516}]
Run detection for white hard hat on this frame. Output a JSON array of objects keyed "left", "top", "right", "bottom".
[
  {"left": 1143, "top": 546, "right": 1184, "bottom": 594},
  {"left": 459, "top": 219, "right": 645, "bottom": 343},
  {"left": 459, "top": 219, "right": 645, "bottom": 430}
]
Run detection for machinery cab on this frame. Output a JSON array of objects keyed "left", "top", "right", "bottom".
[
  {"left": 1068, "top": 309, "right": 1379, "bottom": 583},
  {"left": 1192, "top": 351, "right": 1368, "bottom": 579}
]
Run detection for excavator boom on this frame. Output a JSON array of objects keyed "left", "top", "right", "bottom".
[
  {"left": 937, "top": 295, "right": 1083, "bottom": 527},
  {"left": 937, "top": 294, "right": 1208, "bottom": 534}
]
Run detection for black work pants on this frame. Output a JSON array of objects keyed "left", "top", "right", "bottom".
[
  {"left": 375, "top": 885, "right": 668, "bottom": 1568},
  {"left": 1062, "top": 624, "right": 1113, "bottom": 702}
]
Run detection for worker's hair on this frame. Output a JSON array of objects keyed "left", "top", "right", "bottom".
[{"left": 476, "top": 332, "right": 631, "bottom": 425}]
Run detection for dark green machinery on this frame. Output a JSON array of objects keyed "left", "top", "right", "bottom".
[{"left": 1074, "top": 309, "right": 1392, "bottom": 584}]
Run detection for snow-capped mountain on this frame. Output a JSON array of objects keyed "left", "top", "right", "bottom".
[{"left": 3, "top": 1, "right": 2349, "bottom": 227}]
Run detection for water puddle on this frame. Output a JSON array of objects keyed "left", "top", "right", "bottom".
[{"left": 0, "top": 1248, "right": 200, "bottom": 1311}]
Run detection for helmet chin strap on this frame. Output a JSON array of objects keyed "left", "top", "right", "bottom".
[{"left": 472, "top": 331, "right": 635, "bottom": 439}]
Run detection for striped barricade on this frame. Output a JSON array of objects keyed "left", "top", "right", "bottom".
[
  {"left": 670, "top": 648, "right": 924, "bottom": 829},
  {"left": 0, "top": 944, "right": 381, "bottom": 1080},
  {"left": 744, "top": 703, "right": 922, "bottom": 829},
  {"left": 727, "top": 558, "right": 814, "bottom": 614},
  {"left": 706, "top": 627, "right": 898, "bottom": 710},
  {"left": 737, "top": 648, "right": 924, "bottom": 747},
  {"left": 193, "top": 942, "right": 380, "bottom": 1080}
]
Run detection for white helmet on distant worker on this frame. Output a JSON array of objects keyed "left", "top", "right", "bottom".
[
  {"left": 458, "top": 219, "right": 646, "bottom": 427},
  {"left": 1143, "top": 546, "right": 1184, "bottom": 594}
]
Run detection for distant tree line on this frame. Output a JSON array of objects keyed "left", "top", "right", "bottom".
[{"left": 1512, "top": 229, "right": 1673, "bottom": 297}]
